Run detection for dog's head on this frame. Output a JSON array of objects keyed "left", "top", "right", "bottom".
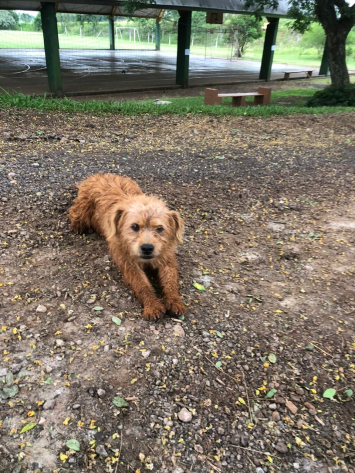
[{"left": 107, "top": 195, "right": 184, "bottom": 263}]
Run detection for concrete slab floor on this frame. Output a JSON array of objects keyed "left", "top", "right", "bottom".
[{"left": 0, "top": 49, "right": 321, "bottom": 96}]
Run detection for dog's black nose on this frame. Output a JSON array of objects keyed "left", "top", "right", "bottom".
[{"left": 141, "top": 244, "right": 154, "bottom": 255}]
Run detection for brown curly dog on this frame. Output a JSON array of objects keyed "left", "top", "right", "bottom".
[{"left": 68, "top": 174, "right": 185, "bottom": 321}]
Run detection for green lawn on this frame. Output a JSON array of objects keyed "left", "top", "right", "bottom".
[{"left": 1, "top": 86, "right": 354, "bottom": 118}]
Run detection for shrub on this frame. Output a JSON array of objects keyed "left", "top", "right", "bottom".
[{"left": 306, "top": 84, "right": 355, "bottom": 107}]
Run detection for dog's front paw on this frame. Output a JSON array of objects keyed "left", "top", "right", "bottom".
[
  {"left": 165, "top": 298, "right": 185, "bottom": 316},
  {"left": 142, "top": 301, "right": 166, "bottom": 321}
]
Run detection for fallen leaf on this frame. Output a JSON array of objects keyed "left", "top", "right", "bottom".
[
  {"left": 323, "top": 388, "right": 336, "bottom": 399},
  {"left": 93, "top": 306, "right": 104, "bottom": 311},
  {"left": 266, "top": 389, "right": 277, "bottom": 398},
  {"left": 112, "top": 316, "right": 122, "bottom": 326},
  {"left": 268, "top": 353, "right": 277, "bottom": 364},
  {"left": 20, "top": 422, "right": 36, "bottom": 433},
  {"left": 113, "top": 397, "right": 129, "bottom": 408},
  {"left": 66, "top": 439, "right": 80, "bottom": 452},
  {"left": 193, "top": 282, "right": 205, "bottom": 291}
]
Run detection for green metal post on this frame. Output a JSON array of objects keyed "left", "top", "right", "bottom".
[
  {"left": 109, "top": 17, "right": 115, "bottom": 50},
  {"left": 259, "top": 17, "right": 279, "bottom": 81},
  {"left": 319, "top": 41, "right": 329, "bottom": 76},
  {"left": 176, "top": 10, "right": 192, "bottom": 88},
  {"left": 155, "top": 19, "right": 161, "bottom": 51},
  {"left": 40, "top": 2, "right": 63, "bottom": 96}
]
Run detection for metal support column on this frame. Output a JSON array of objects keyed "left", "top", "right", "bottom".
[
  {"left": 109, "top": 17, "right": 115, "bottom": 50},
  {"left": 155, "top": 19, "right": 161, "bottom": 51},
  {"left": 319, "top": 41, "right": 329, "bottom": 76},
  {"left": 176, "top": 10, "right": 192, "bottom": 88},
  {"left": 259, "top": 17, "right": 279, "bottom": 81},
  {"left": 41, "top": 2, "right": 63, "bottom": 96}
]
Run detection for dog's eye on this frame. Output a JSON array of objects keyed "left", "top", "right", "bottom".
[
  {"left": 131, "top": 224, "right": 140, "bottom": 232},
  {"left": 156, "top": 226, "right": 164, "bottom": 233}
]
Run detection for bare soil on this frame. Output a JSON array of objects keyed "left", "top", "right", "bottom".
[{"left": 0, "top": 108, "right": 355, "bottom": 473}]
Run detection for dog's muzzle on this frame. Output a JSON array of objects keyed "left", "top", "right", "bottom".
[{"left": 140, "top": 244, "right": 154, "bottom": 260}]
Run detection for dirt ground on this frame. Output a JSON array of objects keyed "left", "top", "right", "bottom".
[{"left": 0, "top": 107, "right": 355, "bottom": 473}]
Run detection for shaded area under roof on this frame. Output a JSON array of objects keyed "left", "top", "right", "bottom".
[{"left": 0, "top": 0, "right": 289, "bottom": 18}]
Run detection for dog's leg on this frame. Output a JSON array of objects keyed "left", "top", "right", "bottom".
[
  {"left": 158, "top": 259, "right": 185, "bottom": 316},
  {"left": 118, "top": 262, "right": 165, "bottom": 321}
]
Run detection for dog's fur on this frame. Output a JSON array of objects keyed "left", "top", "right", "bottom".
[{"left": 68, "top": 174, "right": 185, "bottom": 320}]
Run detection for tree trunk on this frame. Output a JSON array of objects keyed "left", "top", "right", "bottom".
[
  {"left": 315, "top": 0, "right": 354, "bottom": 88},
  {"left": 326, "top": 28, "right": 349, "bottom": 88}
]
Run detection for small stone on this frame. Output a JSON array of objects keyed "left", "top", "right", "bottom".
[
  {"left": 0, "top": 368, "right": 8, "bottom": 377},
  {"left": 97, "top": 389, "right": 106, "bottom": 398},
  {"left": 295, "top": 388, "right": 304, "bottom": 395},
  {"left": 95, "top": 444, "right": 108, "bottom": 457},
  {"left": 240, "top": 435, "right": 249, "bottom": 447},
  {"left": 285, "top": 400, "right": 298, "bottom": 414},
  {"left": 274, "top": 441, "right": 288, "bottom": 453},
  {"left": 56, "top": 339, "right": 65, "bottom": 347},
  {"left": 173, "top": 325, "right": 185, "bottom": 337},
  {"left": 43, "top": 399, "right": 56, "bottom": 410},
  {"left": 72, "top": 404, "right": 81, "bottom": 409},
  {"left": 293, "top": 463, "right": 300, "bottom": 470},
  {"left": 142, "top": 350, "right": 151, "bottom": 358},
  {"left": 38, "top": 417, "right": 46, "bottom": 425},
  {"left": 231, "top": 435, "right": 240, "bottom": 445},
  {"left": 304, "top": 402, "right": 315, "bottom": 410},
  {"left": 309, "top": 408, "right": 317, "bottom": 416},
  {"left": 256, "top": 468, "right": 266, "bottom": 473},
  {"left": 272, "top": 411, "right": 280, "bottom": 422},
  {"left": 178, "top": 408, "right": 192, "bottom": 423},
  {"left": 104, "top": 345, "right": 110, "bottom": 352},
  {"left": 172, "top": 468, "right": 184, "bottom": 473},
  {"left": 268, "top": 403, "right": 277, "bottom": 410},
  {"left": 217, "top": 427, "right": 225, "bottom": 435},
  {"left": 36, "top": 304, "right": 47, "bottom": 313},
  {"left": 45, "top": 366, "right": 53, "bottom": 373},
  {"left": 194, "top": 444, "right": 203, "bottom": 453}
]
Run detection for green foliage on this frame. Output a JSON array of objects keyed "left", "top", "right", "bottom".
[
  {"left": 225, "top": 15, "right": 262, "bottom": 56},
  {"left": 0, "top": 88, "right": 354, "bottom": 118},
  {"left": 306, "top": 84, "right": 355, "bottom": 107},
  {"left": 0, "top": 11, "right": 18, "bottom": 30},
  {"left": 19, "top": 13, "right": 34, "bottom": 24},
  {"left": 33, "top": 13, "right": 42, "bottom": 31},
  {"left": 299, "top": 23, "right": 325, "bottom": 56}
]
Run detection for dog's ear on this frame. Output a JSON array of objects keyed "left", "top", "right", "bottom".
[
  {"left": 169, "top": 211, "right": 184, "bottom": 244},
  {"left": 107, "top": 204, "right": 126, "bottom": 242}
]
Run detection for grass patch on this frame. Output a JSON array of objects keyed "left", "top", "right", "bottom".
[{"left": 1, "top": 89, "right": 355, "bottom": 118}]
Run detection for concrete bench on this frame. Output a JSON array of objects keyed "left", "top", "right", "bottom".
[
  {"left": 283, "top": 70, "right": 314, "bottom": 80},
  {"left": 204, "top": 87, "right": 272, "bottom": 107}
]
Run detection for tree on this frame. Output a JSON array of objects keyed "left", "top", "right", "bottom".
[
  {"left": 245, "top": 0, "right": 355, "bottom": 88},
  {"left": 19, "top": 13, "right": 34, "bottom": 23},
  {"left": 300, "top": 23, "right": 325, "bottom": 56},
  {"left": 0, "top": 11, "right": 18, "bottom": 30},
  {"left": 225, "top": 15, "right": 262, "bottom": 57},
  {"left": 33, "top": 12, "right": 42, "bottom": 31},
  {"left": 76, "top": 14, "right": 100, "bottom": 35}
]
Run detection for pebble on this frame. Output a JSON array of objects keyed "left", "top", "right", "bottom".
[
  {"left": 194, "top": 445, "right": 203, "bottom": 453},
  {"left": 285, "top": 400, "right": 298, "bottom": 414},
  {"left": 38, "top": 417, "right": 46, "bottom": 425},
  {"left": 240, "top": 435, "right": 249, "bottom": 447},
  {"left": 268, "top": 403, "right": 277, "bottom": 410},
  {"left": 295, "top": 387, "right": 304, "bottom": 395},
  {"left": 274, "top": 441, "right": 288, "bottom": 453},
  {"left": 256, "top": 469, "right": 266, "bottom": 473},
  {"left": 142, "top": 350, "right": 151, "bottom": 358},
  {"left": 45, "top": 366, "right": 53, "bottom": 373},
  {"left": 95, "top": 444, "right": 108, "bottom": 457},
  {"left": 97, "top": 389, "right": 106, "bottom": 398},
  {"left": 36, "top": 304, "right": 47, "bottom": 313},
  {"left": 272, "top": 411, "right": 280, "bottom": 422},
  {"left": 172, "top": 468, "right": 184, "bottom": 473},
  {"left": 178, "top": 408, "right": 192, "bottom": 423},
  {"left": 0, "top": 368, "right": 8, "bottom": 377},
  {"left": 231, "top": 435, "right": 240, "bottom": 445},
  {"left": 72, "top": 404, "right": 81, "bottom": 409},
  {"left": 173, "top": 324, "right": 185, "bottom": 337},
  {"left": 56, "top": 339, "right": 65, "bottom": 347},
  {"left": 43, "top": 399, "right": 56, "bottom": 410}
]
